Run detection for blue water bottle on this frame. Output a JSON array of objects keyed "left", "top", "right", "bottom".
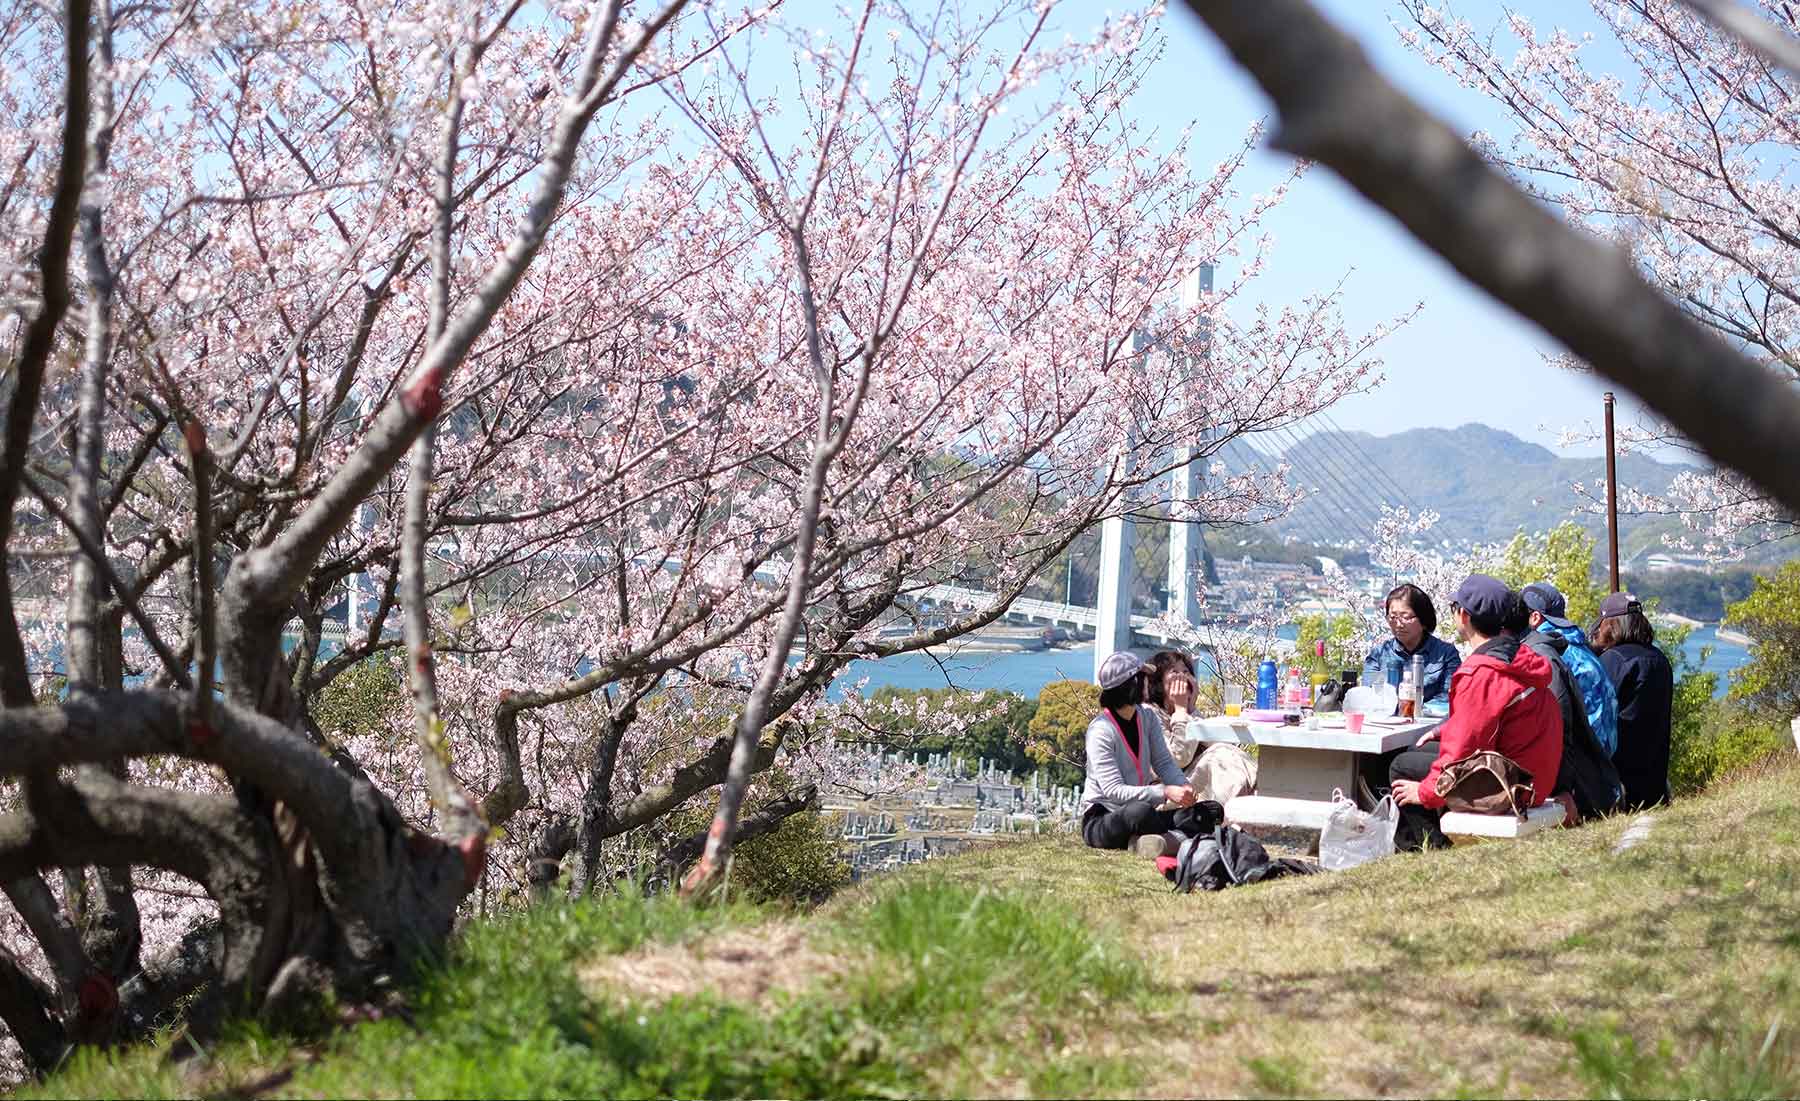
[{"left": 1255, "top": 660, "right": 1279, "bottom": 710}]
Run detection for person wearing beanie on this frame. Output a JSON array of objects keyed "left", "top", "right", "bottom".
[
  {"left": 1078, "top": 650, "right": 1197, "bottom": 854},
  {"left": 1387, "top": 575, "right": 1563, "bottom": 850}
]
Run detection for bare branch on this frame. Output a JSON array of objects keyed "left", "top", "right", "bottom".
[
  {"left": 22, "top": 474, "right": 190, "bottom": 689},
  {"left": 185, "top": 421, "right": 213, "bottom": 721},
  {"left": 0, "top": 0, "right": 91, "bottom": 706}
]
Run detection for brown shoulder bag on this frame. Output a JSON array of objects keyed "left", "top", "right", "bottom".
[{"left": 1433, "top": 751, "right": 1535, "bottom": 819}]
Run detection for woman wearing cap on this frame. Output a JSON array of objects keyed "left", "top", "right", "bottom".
[
  {"left": 1079, "top": 651, "right": 1197, "bottom": 853},
  {"left": 1591, "top": 593, "right": 1674, "bottom": 810}
]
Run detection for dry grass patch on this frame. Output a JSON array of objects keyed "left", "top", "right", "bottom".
[
  {"left": 578, "top": 921, "right": 851, "bottom": 1007},
  {"left": 871, "top": 757, "right": 1800, "bottom": 1097}
]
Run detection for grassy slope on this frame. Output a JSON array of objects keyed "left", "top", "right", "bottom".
[{"left": 24, "top": 756, "right": 1800, "bottom": 1099}]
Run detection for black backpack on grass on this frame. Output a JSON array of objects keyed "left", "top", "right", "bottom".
[{"left": 1167, "top": 824, "right": 1318, "bottom": 893}]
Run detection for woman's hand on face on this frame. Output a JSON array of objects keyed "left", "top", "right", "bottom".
[{"left": 1165, "top": 671, "right": 1195, "bottom": 714}]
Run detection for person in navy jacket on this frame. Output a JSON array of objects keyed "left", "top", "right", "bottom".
[{"left": 1590, "top": 592, "right": 1674, "bottom": 811}]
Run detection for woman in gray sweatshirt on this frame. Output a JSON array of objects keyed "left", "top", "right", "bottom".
[{"left": 1079, "top": 651, "right": 1197, "bottom": 851}]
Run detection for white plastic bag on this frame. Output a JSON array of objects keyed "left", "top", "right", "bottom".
[{"left": 1318, "top": 788, "right": 1397, "bottom": 871}]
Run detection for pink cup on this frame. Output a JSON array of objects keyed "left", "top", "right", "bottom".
[{"left": 1345, "top": 711, "right": 1367, "bottom": 734}]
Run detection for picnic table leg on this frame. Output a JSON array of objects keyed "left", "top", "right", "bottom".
[{"left": 1253, "top": 746, "right": 1359, "bottom": 801}]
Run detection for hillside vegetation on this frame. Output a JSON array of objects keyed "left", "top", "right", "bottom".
[{"left": 26, "top": 757, "right": 1800, "bottom": 1099}]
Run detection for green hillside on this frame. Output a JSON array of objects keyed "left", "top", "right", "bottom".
[{"left": 30, "top": 757, "right": 1800, "bottom": 1099}]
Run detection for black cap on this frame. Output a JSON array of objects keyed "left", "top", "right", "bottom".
[
  {"left": 1598, "top": 592, "right": 1644, "bottom": 620},
  {"left": 1521, "top": 582, "right": 1575, "bottom": 628},
  {"left": 1450, "top": 573, "right": 1511, "bottom": 620}
]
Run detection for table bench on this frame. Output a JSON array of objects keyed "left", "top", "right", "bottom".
[{"left": 1440, "top": 801, "right": 1565, "bottom": 838}]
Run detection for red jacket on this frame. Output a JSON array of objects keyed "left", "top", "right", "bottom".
[{"left": 1418, "top": 636, "right": 1563, "bottom": 810}]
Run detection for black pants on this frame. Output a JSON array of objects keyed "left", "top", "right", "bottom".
[
  {"left": 1389, "top": 748, "right": 1452, "bottom": 851},
  {"left": 1081, "top": 801, "right": 1182, "bottom": 850}
]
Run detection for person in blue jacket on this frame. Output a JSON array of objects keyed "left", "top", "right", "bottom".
[
  {"left": 1520, "top": 582, "right": 1619, "bottom": 756},
  {"left": 1361, "top": 583, "right": 1461, "bottom": 711}
]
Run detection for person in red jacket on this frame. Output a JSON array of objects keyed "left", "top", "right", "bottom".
[{"left": 1388, "top": 575, "right": 1564, "bottom": 851}]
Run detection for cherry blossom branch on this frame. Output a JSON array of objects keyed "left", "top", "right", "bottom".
[
  {"left": 1, "top": 875, "right": 84, "bottom": 1015},
  {"left": 1183, "top": 0, "right": 1800, "bottom": 525},
  {"left": 0, "top": 0, "right": 90, "bottom": 707},
  {"left": 403, "top": 32, "right": 484, "bottom": 841},
  {"left": 20, "top": 474, "right": 190, "bottom": 689},
  {"left": 230, "top": 0, "right": 694, "bottom": 622},
  {"left": 0, "top": 947, "right": 62, "bottom": 1076},
  {"left": 1678, "top": 0, "right": 1800, "bottom": 76}
]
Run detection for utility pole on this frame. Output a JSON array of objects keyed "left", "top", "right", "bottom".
[{"left": 1604, "top": 392, "right": 1620, "bottom": 593}]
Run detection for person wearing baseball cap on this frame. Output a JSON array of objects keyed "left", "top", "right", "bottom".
[
  {"left": 1078, "top": 650, "right": 1198, "bottom": 854},
  {"left": 1591, "top": 592, "right": 1674, "bottom": 809},
  {"left": 1520, "top": 582, "right": 1619, "bottom": 757},
  {"left": 1387, "top": 574, "right": 1563, "bottom": 850}
]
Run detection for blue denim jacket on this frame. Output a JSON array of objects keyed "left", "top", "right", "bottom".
[{"left": 1361, "top": 633, "right": 1462, "bottom": 710}]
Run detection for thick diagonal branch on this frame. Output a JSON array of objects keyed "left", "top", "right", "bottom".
[{"left": 1181, "top": 0, "right": 1800, "bottom": 523}]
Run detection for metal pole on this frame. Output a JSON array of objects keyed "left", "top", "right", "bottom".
[{"left": 1604, "top": 392, "right": 1620, "bottom": 593}]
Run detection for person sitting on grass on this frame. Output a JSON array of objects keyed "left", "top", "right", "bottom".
[
  {"left": 1079, "top": 650, "right": 1197, "bottom": 856},
  {"left": 1591, "top": 592, "right": 1675, "bottom": 811},
  {"left": 1139, "top": 648, "right": 1259, "bottom": 804},
  {"left": 1520, "top": 581, "right": 1619, "bottom": 757},
  {"left": 1388, "top": 575, "right": 1563, "bottom": 851}
]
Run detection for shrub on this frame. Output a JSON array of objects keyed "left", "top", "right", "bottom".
[
  {"left": 1025, "top": 678, "right": 1099, "bottom": 771},
  {"left": 1669, "top": 698, "right": 1790, "bottom": 797},
  {"left": 666, "top": 790, "right": 850, "bottom": 906},
  {"left": 1724, "top": 561, "right": 1800, "bottom": 722},
  {"left": 313, "top": 654, "right": 405, "bottom": 742}
]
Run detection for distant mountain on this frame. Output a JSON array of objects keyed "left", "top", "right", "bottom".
[{"left": 1220, "top": 423, "right": 1696, "bottom": 551}]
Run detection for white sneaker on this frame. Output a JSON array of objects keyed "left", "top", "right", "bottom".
[{"left": 1130, "top": 833, "right": 1176, "bottom": 858}]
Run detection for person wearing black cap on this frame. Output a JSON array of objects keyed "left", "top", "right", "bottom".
[
  {"left": 1387, "top": 574, "right": 1563, "bottom": 850},
  {"left": 1520, "top": 582, "right": 1619, "bottom": 757},
  {"left": 1078, "top": 650, "right": 1198, "bottom": 853},
  {"left": 1591, "top": 592, "right": 1674, "bottom": 810}
]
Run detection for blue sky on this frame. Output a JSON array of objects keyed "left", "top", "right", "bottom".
[{"left": 1144, "top": 0, "right": 1651, "bottom": 457}]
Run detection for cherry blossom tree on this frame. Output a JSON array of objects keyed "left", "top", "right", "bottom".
[
  {"left": 0, "top": 0, "right": 751, "bottom": 1073},
  {"left": 1395, "top": 0, "right": 1800, "bottom": 559},
  {"left": 0, "top": 0, "right": 1402, "bottom": 1076}
]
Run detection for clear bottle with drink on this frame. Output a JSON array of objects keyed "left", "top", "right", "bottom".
[{"left": 1397, "top": 654, "right": 1423, "bottom": 719}]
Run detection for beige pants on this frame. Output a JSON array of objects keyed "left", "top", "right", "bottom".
[{"left": 1185, "top": 742, "right": 1257, "bottom": 804}]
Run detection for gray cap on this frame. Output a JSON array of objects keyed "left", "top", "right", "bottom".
[{"left": 1096, "top": 650, "right": 1143, "bottom": 690}]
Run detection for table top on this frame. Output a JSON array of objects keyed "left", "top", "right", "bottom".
[{"left": 1191, "top": 713, "right": 1444, "bottom": 754}]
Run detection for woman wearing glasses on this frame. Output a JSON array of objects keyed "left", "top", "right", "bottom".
[{"left": 1361, "top": 583, "right": 1462, "bottom": 713}]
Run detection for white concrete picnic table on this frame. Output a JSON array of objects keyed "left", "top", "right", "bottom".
[
  {"left": 1191, "top": 712, "right": 1443, "bottom": 803},
  {"left": 1191, "top": 712, "right": 1564, "bottom": 838}
]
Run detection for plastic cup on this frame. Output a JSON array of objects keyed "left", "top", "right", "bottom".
[
  {"left": 1345, "top": 711, "right": 1367, "bottom": 734},
  {"left": 1222, "top": 684, "right": 1244, "bottom": 716}
]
